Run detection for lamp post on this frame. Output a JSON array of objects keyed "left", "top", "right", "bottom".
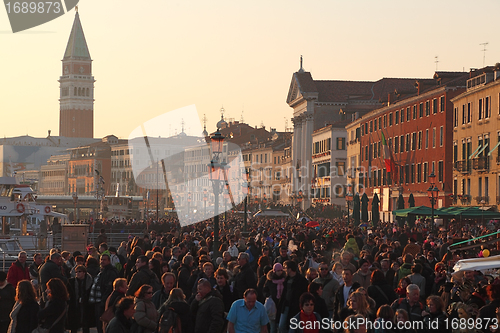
[
  {"left": 208, "top": 129, "right": 225, "bottom": 258},
  {"left": 187, "top": 192, "right": 192, "bottom": 215},
  {"left": 427, "top": 172, "right": 438, "bottom": 235},
  {"left": 203, "top": 189, "right": 207, "bottom": 216},
  {"left": 346, "top": 184, "right": 353, "bottom": 223},
  {"left": 224, "top": 183, "right": 229, "bottom": 220},
  {"left": 243, "top": 169, "right": 250, "bottom": 233},
  {"left": 72, "top": 192, "right": 78, "bottom": 222}
]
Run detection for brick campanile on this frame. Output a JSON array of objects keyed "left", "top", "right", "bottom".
[{"left": 59, "top": 11, "right": 94, "bottom": 138}]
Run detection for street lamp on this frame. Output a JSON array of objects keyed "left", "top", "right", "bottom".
[
  {"left": 187, "top": 192, "right": 192, "bottom": 214},
  {"left": 346, "top": 184, "right": 353, "bottom": 223},
  {"left": 208, "top": 129, "right": 225, "bottom": 258},
  {"left": 72, "top": 192, "right": 78, "bottom": 222},
  {"left": 243, "top": 169, "right": 250, "bottom": 233},
  {"left": 224, "top": 183, "right": 230, "bottom": 220},
  {"left": 427, "top": 172, "right": 439, "bottom": 235},
  {"left": 297, "top": 190, "right": 303, "bottom": 208},
  {"left": 203, "top": 189, "right": 208, "bottom": 216}
]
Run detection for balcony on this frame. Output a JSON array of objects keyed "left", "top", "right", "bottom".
[
  {"left": 475, "top": 196, "right": 489, "bottom": 204},
  {"left": 472, "top": 157, "right": 489, "bottom": 171},
  {"left": 458, "top": 194, "right": 472, "bottom": 205},
  {"left": 454, "top": 160, "right": 470, "bottom": 173}
]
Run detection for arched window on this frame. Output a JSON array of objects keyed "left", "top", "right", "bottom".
[
  {"left": 86, "top": 88, "right": 89, "bottom": 97},
  {"left": 74, "top": 87, "right": 77, "bottom": 96}
]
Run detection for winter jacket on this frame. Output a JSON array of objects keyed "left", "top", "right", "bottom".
[
  {"left": 312, "top": 273, "right": 340, "bottom": 312},
  {"left": 342, "top": 238, "right": 360, "bottom": 258},
  {"left": 39, "top": 260, "right": 68, "bottom": 302},
  {"left": 408, "top": 273, "right": 426, "bottom": 299},
  {"left": 67, "top": 274, "right": 95, "bottom": 330},
  {"left": 0, "top": 281, "right": 16, "bottom": 323},
  {"left": 151, "top": 287, "right": 169, "bottom": 310},
  {"left": 190, "top": 290, "right": 225, "bottom": 333},
  {"left": 263, "top": 270, "right": 286, "bottom": 306},
  {"left": 106, "top": 312, "right": 132, "bottom": 333},
  {"left": 396, "top": 263, "right": 412, "bottom": 284},
  {"left": 352, "top": 269, "right": 371, "bottom": 290},
  {"left": 367, "top": 280, "right": 398, "bottom": 308},
  {"left": 126, "top": 266, "right": 154, "bottom": 297},
  {"left": 133, "top": 298, "right": 158, "bottom": 333},
  {"left": 276, "top": 273, "right": 309, "bottom": 331},
  {"left": 98, "top": 263, "right": 120, "bottom": 307},
  {"left": 233, "top": 262, "right": 257, "bottom": 299},
  {"left": 177, "top": 264, "right": 193, "bottom": 299},
  {"left": 7, "top": 260, "right": 30, "bottom": 288},
  {"left": 333, "top": 282, "right": 360, "bottom": 321},
  {"left": 10, "top": 299, "right": 39, "bottom": 333},
  {"left": 37, "top": 298, "right": 67, "bottom": 333}
]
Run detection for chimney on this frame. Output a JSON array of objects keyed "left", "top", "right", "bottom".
[
  {"left": 415, "top": 81, "right": 421, "bottom": 95},
  {"left": 495, "top": 63, "right": 500, "bottom": 81},
  {"left": 387, "top": 93, "right": 392, "bottom": 106}
]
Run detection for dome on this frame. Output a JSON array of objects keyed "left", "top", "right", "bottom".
[{"left": 216, "top": 115, "right": 228, "bottom": 129}]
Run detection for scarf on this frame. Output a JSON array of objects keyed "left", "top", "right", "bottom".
[
  {"left": 272, "top": 278, "right": 285, "bottom": 300},
  {"left": 8, "top": 301, "right": 22, "bottom": 333},
  {"left": 299, "top": 310, "right": 319, "bottom": 333}
]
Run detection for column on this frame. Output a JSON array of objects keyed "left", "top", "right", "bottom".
[
  {"left": 292, "top": 117, "right": 302, "bottom": 196},
  {"left": 302, "top": 112, "right": 314, "bottom": 208}
]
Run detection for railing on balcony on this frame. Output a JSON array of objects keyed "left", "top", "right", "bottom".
[
  {"left": 458, "top": 194, "right": 472, "bottom": 205},
  {"left": 472, "top": 156, "right": 489, "bottom": 171},
  {"left": 454, "top": 160, "right": 470, "bottom": 173},
  {"left": 475, "top": 196, "right": 489, "bottom": 204}
]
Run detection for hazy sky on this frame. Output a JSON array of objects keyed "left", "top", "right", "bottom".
[{"left": 1, "top": 0, "right": 499, "bottom": 139}]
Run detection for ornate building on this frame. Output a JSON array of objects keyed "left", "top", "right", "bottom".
[{"left": 59, "top": 11, "right": 94, "bottom": 138}]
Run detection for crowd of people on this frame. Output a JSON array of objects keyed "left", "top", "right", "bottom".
[{"left": 0, "top": 213, "right": 499, "bottom": 333}]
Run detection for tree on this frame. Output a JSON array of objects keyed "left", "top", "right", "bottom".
[
  {"left": 361, "top": 193, "right": 369, "bottom": 223},
  {"left": 353, "top": 194, "right": 360, "bottom": 226}
]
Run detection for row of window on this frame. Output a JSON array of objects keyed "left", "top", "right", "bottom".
[
  {"left": 453, "top": 133, "right": 500, "bottom": 162},
  {"left": 312, "top": 137, "right": 346, "bottom": 154},
  {"left": 456, "top": 177, "right": 492, "bottom": 197},
  {"left": 360, "top": 127, "right": 444, "bottom": 161},
  {"left": 360, "top": 161, "right": 443, "bottom": 188},
  {"left": 361, "top": 96, "right": 445, "bottom": 135}
]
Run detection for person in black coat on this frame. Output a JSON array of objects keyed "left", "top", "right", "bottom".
[
  {"left": 177, "top": 255, "right": 194, "bottom": 299},
  {"left": 0, "top": 271, "right": 15, "bottom": 333},
  {"left": 7, "top": 280, "right": 39, "bottom": 333},
  {"left": 67, "top": 265, "right": 94, "bottom": 333},
  {"left": 38, "top": 278, "right": 69, "bottom": 333},
  {"left": 308, "top": 281, "right": 330, "bottom": 321},
  {"left": 478, "top": 283, "right": 500, "bottom": 333},
  {"left": 276, "top": 260, "right": 309, "bottom": 333},
  {"left": 158, "top": 288, "right": 191, "bottom": 333},
  {"left": 106, "top": 296, "right": 135, "bottom": 333},
  {"left": 367, "top": 269, "right": 398, "bottom": 308},
  {"left": 38, "top": 253, "right": 68, "bottom": 305},
  {"left": 214, "top": 268, "right": 236, "bottom": 313},
  {"left": 233, "top": 252, "right": 257, "bottom": 299}
]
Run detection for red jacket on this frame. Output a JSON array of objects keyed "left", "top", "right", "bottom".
[{"left": 7, "top": 260, "right": 30, "bottom": 287}]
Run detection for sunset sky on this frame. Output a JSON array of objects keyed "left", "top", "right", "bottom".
[{"left": 1, "top": 0, "right": 499, "bottom": 139}]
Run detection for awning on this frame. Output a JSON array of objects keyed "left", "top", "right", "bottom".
[
  {"left": 453, "top": 255, "right": 500, "bottom": 272},
  {"left": 392, "top": 206, "right": 454, "bottom": 217},
  {"left": 469, "top": 145, "right": 482, "bottom": 159}
]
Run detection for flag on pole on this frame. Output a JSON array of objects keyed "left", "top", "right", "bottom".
[{"left": 381, "top": 132, "right": 394, "bottom": 172}]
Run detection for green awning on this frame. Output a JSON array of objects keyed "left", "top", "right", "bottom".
[{"left": 392, "top": 205, "right": 454, "bottom": 217}]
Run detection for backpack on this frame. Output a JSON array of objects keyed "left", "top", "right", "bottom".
[{"left": 159, "top": 307, "right": 182, "bottom": 333}]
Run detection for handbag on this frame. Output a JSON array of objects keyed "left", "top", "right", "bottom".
[
  {"left": 100, "top": 306, "right": 115, "bottom": 324},
  {"left": 32, "top": 305, "right": 67, "bottom": 333}
]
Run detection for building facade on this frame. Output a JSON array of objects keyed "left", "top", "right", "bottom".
[
  {"left": 287, "top": 63, "right": 421, "bottom": 209},
  {"left": 349, "top": 72, "right": 469, "bottom": 221},
  {"left": 451, "top": 66, "right": 500, "bottom": 209},
  {"left": 39, "top": 154, "right": 70, "bottom": 195}
]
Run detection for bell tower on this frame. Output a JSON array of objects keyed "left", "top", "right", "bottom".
[{"left": 59, "top": 10, "right": 94, "bottom": 138}]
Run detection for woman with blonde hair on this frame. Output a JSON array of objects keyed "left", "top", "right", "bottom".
[
  {"left": 340, "top": 291, "right": 373, "bottom": 323},
  {"left": 158, "top": 288, "right": 190, "bottom": 333},
  {"left": 8, "top": 280, "right": 39, "bottom": 333}
]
